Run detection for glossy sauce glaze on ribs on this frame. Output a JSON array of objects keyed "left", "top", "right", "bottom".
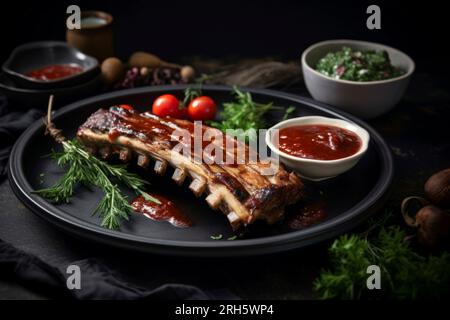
[{"left": 77, "top": 106, "right": 304, "bottom": 230}]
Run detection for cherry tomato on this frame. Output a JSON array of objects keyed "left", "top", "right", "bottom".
[
  {"left": 152, "top": 94, "right": 183, "bottom": 118},
  {"left": 119, "top": 104, "right": 134, "bottom": 111},
  {"left": 187, "top": 96, "right": 217, "bottom": 121}
]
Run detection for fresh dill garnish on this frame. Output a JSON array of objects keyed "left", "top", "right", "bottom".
[
  {"left": 210, "top": 234, "right": 223, "bottom": 240},
  {"left": 227, "top": 235, "right": 238, "bottom": 241},
  {"left": 35, "top": 95, "right": 158, "bottom": 230},
  {"left": 209, "top": 87, "right": 295, "bottom": 141}
]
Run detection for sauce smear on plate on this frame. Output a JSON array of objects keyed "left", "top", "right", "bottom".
[
  {"left": 287, "top": 202, "right": 327, "bottom": 229},
  {"left": 278, "top": 124, "right": 361, "bottom": 160},
  {"left": 131, "top": 194, "right": 192, "bottom": 228},
  {"left": 26, "top": 64, "right": 83, "bottom": 81}
]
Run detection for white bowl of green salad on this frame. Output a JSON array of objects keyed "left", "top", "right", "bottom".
[{"left": 301, "top": 39, "right": 415, "bottom": 119}]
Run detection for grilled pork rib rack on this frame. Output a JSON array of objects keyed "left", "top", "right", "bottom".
[{"left": 77, "top": 107, "right": 303, "bottom": 230}]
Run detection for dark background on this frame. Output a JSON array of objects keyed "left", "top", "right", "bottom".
[
  {"left": 0, "top": 0, "right": 446, "bottom": 73},
  {"left": 1, "top": 0, "right": 449, "bottom": 300}
]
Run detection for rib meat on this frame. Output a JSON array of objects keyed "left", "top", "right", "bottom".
[{"left": 77, "top": 106, "right": 304, "bottom": 230}]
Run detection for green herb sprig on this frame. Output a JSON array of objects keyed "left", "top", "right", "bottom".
[
  {"left": 314, "top": 216, "right": 450, "bottom": 300},
  {"left": 36, "top": 95, "right": 159, "bottom": 230},
  {"left": 209, "top": 87, "right": 295, "bottom": 141},
  {"left": 180, "top": 86, "right": 201, "bottom": 109}
]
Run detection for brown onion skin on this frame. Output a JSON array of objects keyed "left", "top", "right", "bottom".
[
  {"left": 425, "top": 169, "right": 450, "bottom": 209},
  {"left": 415, "top": 205, "right": 450, "bottom": 249}
]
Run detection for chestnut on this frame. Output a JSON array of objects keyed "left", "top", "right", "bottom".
[
  {"left": 415, "top": 205, "right": 450, "bottom": 249},
  {"left": 425, "top": 168, "right": 450, "bottom": 209},
  {"left": 402, "top": 197, "right": 450, "bottom": 250}
]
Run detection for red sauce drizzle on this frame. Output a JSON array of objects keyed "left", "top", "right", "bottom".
[
  {"left": 278, "top": 125, "right": 362, "bottom": 160},
  {"left": 131, "top": 194, "right": 192, "bottom": 228},
  {"left": 109, "top": 108, "right": 177, "bottom": 144},
  {"left": 26, "top": 64, "right": 83, "bottom": 80},
  {"left": 287, "top": 202, "right": 327, "bottom": 229},
  {"left": 108, "top": 129, "right": 121, "bottom": 141},
  {"left": 108, "top": 108, "right": 249, "bottom": 167}
]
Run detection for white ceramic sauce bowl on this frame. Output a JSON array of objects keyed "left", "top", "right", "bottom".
[
  {"left": 301, "top": 39, "right": 415, "bottom": 119},
  {"left": 266, "top": 116, "right": 370, "bottom": 181}
]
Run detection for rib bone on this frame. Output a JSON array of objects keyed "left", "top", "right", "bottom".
[
  {"left": 76, "top": 108, "right": 304, "bottom": 230},
  {"left": 154, "top": 160, "right": 168, "bottom": 175},
  {"left": 137, "top": 154, "right": 150, "bottom": 168},
  {"left": 99, "top": 146, "right": 111, "bottom": 159},
  {"left": 205, "top": 192, "right": 222, "bottom": 210},
  {"left": 172, "top": 168, "right": 187, "bottom": 185},
  {"left": 227, "top": 211, "right": 240, "bottom": 224},
  {"left": 189, "top": 178, "right": 207, "bottom": 197},
  {"left": 119, "top": 148, "right": 132, "bottom": 161}
]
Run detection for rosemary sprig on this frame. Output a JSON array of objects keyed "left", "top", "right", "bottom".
[
  {"left": 180, "top": 86, "right": 202, "bottom": 108},
  {"left": 35, "top": 95, "right": 159, "bottom": 230}
]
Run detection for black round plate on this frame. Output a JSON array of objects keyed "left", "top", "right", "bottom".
[
  {"left": 0, "top": 72, "right": 101, "bottom": 109},
  {"left": 8, "top": 85, "right": 393, "bottom": 257}
]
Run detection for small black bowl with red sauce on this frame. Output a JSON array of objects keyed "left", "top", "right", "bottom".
[
  {"left": 266, "top": 116, "right": 370, "bottom": 181},
  {"left": 2, "top": 41, "right": 99, "bottom": 89}
]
